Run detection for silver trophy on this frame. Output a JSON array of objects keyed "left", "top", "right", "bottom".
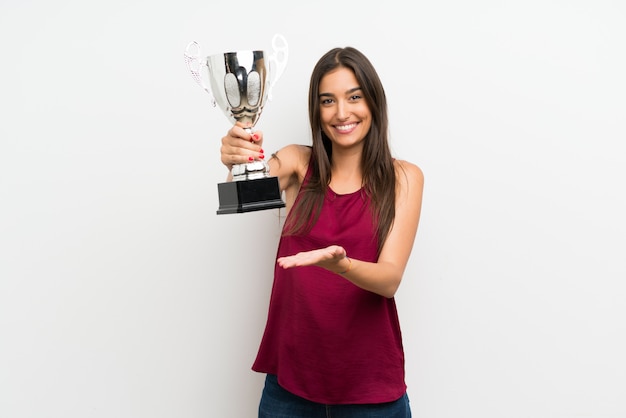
[{"left": 184, "top": 34, "right": 288, "bottom": 214}]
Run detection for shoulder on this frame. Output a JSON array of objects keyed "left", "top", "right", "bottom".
[
  {"left": 394, "top": 159, "right": 424, "bottom": 187},
  {"left": 391, "top": 159, "right": 424, "bottom": 220},
  {"left": 273, "top": 144, "right": 311, "bottom": 177},
  {"left": 269, "top": 144, "right": 312, "bottom": 196},
  {"left": 275, "top": 144, "right": 311, "bottom": 163}
]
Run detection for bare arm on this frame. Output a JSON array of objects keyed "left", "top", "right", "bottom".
[{"left": 277, "top": 160, "right": 424, "bottom": 298}]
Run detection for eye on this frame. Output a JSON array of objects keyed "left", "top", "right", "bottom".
[
  {"left": 349, "top": 94, "right": 362, "bottom": 101},
  {"left": 320, "top": 97, "right": 335, "bottom": 105}
]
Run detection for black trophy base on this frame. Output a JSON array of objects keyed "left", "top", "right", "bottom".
[{"left": 217, "top": 176, "right": 285, "bottom": 215}]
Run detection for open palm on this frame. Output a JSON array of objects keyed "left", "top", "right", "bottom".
[{"left": 277, "top": 245, "right": 347, "bottom": 271}]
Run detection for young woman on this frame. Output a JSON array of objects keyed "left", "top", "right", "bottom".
[{"left": 220, "top": 46, "right": 424, "bottom": 418}]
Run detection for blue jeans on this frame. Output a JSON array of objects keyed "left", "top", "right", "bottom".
[{"left": 258, "top": 374, "right": 411, "bottom": 418}]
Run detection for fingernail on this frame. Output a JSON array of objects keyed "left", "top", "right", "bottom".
[
  {"left": 248, "top": 156, "right": 254, "bottom": 161},
  {"left": 259, "top": 154, "right": 265, "bottom": 159},
  {"left": 251, "top": 133, "right": 259, "bottom": 141},
  {"left": 259, "top": 148, "right": 264, "bottom": 154}
]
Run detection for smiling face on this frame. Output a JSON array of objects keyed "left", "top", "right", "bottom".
[{"left": 318, "top": 67, "right": 372, "bottom": 149}]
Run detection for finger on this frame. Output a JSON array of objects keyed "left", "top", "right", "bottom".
[
  {"left": 329, "top": 245, "right": 346, "bottom": 259},
  {"left": 250, "top": 130, "right": 264, "bottom": 146},
  {"left": 229, "top": 125, "right": 252, "bottom": 141},
  {"left": 222, "top": 152, "right": 259, "bottom": 166},
  {"left": 277, "top": 257, "right": 294, "bottom": 269},
  {"left": 221, "top": 132, "right": 264, "bottom": 156},
  {"left": 221, "top": 143, "right": 264, "bottom": 162}
]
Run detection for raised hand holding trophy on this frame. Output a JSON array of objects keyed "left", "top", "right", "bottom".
[{"left": 184, "top": 34, "right": 288, "bottom": 214}]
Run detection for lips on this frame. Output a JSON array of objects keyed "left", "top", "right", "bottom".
[{"left": 334, "top": 122, "right": 358, "bottom": 132}]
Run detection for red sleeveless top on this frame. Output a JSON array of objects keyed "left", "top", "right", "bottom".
[{"left": 252, "top": 162, "right": 407, "bottom": 404}]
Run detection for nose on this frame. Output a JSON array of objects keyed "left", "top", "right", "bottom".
[{"left": 336, "top": 101, "right": 350, "bottom": 121}]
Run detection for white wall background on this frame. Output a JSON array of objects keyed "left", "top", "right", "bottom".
[{"left": 1, "top": 1, "right": 625, "bottom": 417}]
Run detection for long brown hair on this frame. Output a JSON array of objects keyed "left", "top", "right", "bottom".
[{"left": 284, "top": 47, "right": 396, "bottom": 255}]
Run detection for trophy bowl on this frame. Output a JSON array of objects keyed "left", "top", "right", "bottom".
[{"left": 184, "top": 34, "right": 288, "bottom": 214}]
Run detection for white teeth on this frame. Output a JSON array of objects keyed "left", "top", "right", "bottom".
[{"left": 336, "top": 123, "right": 356, "bottom": 131}]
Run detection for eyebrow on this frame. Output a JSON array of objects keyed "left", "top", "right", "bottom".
[{"left": 319, "top": 86, "right": 362, "bottom": 98}]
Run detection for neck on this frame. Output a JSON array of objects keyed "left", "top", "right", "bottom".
[{"left": 330, "top": 149, "right": 363, "bottom": 194}]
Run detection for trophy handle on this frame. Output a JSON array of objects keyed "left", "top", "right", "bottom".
[
  {"left": 184, "top": 41, "right": 216, "bottom": 107},
  {"left": 267, "top": 33, "right": 289, "bottom": 101}
]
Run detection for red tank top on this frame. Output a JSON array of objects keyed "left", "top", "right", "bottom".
[{"left": 252, "top": 163, "right": 407, "bottom": 404}]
